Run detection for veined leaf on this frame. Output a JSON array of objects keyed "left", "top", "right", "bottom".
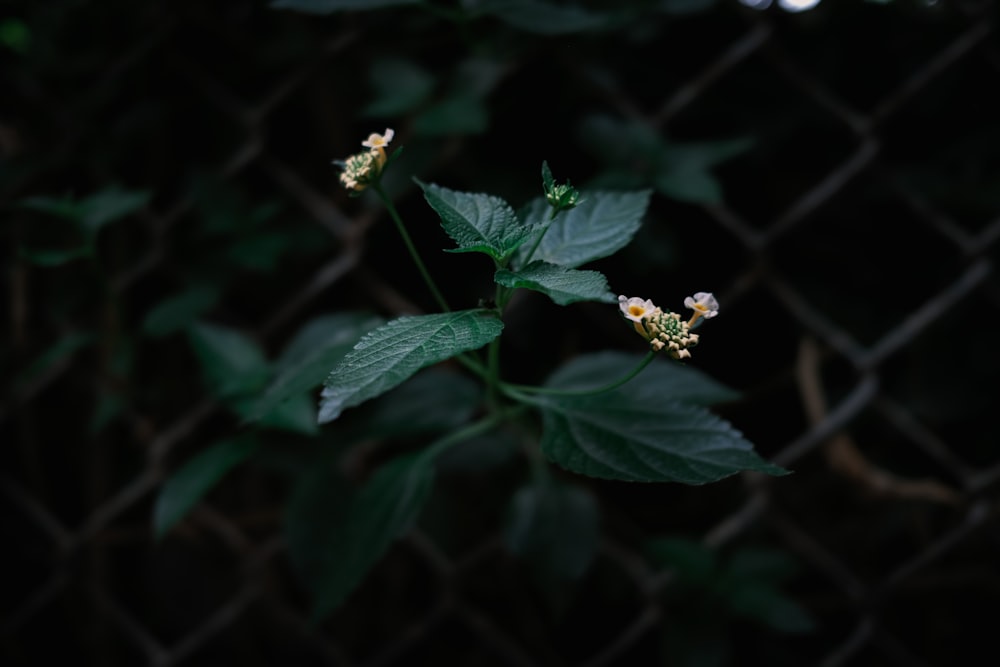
[
  {"left": 247, "top": 313, "right": 382, "bottom": 423},
  {"left": 319, "top": 310, "right": 503, "bottom": 423},
  {"left": 494, "top": 260, "right": 616, "bottom": 305},
  {"left": 153, "top": 436, "right": 259, "bottom": 539},
  {"left": 311, "top": 454, "right": 434, "bottom": 620},
  {"left": 418, "top": 181, "right": 533, "bottom": 262},
  {"left": 536, "top": 383, "right": 785, "bottom": 484},
  {"left": 516, "top": 190, "right": 650, "bottom": 269},
  {"left": 546, "top": 351, "right": 740, "bottom": 406}
]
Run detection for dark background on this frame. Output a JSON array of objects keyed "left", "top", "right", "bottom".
[{"left": 3, "top": 0, "right": 1000, "bottom": 665}]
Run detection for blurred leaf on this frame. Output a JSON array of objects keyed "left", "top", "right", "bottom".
[
  {"left": 285, "top": 463, "right": 353, "bottom": 594},
  {"left": 413, "top": 95, "right": 489, "bottom": 136},
  {"left": 357, "top": 369, "right": 482, "bottom": 437},
  {"left": 15, "top": 331, "right": 95, "bottom": 388},
  {"left": 479, "top": 0, "right": 611, "bottom": 34},
  {"left": 654, "top": 168, "right": 723, "bottom": 204},
  {"left": 658, "top": 0, "right": 718, "bottom": 14},
  {"left": 19, "top": 245, "right": 91, "bottom": 266},
  {"left": 248, "top": 313, "right": 382, "bottom": 423},
  {"left": 188, "top": 322, "right": 270, "bottom": 399},
  {"left": 495, "top": 260, "right": 616, "bottom": 305},
  {"left": 505, "top": 480, "right": 599, "bottom": 580},
  {"left": 727, "top": 547, "right": 799, "bottom": 583},
  {"left": 0, "top": 19, "right": 31, "bottom": 53},
  {"left": 319, "top": 310, "right": 503, "bottom": 423},
  {"left": 727, "top": 582, "right": 815, "bottom": 634},
  {"left": 547, "top": 351, "right": 740, "bottom": 405},
  {"left": 235, "top": 392, "right": 318, "bottom": 436},
  {"left": 89, "top": 393, "right": 126, "bottom": 435},
  {"left": 311, "top": 453, "right": 435, "bottom": 620},
  {"left": 227, "top": 232, "right": 293, "bottom": 272},
  {"left": 20, "top": 186, "right": 150, "bottom": 241},
  {"left": 515, "top": 190, "right": 650, "bottom": 269},
  {"left": 418, "top": 181, "right": 533, "bottom": 262},
  {"left": 76, "top": 186, "right": 151, "bottom": 233},
  {"left": 153, "top": 436, "right": 259, "bottom": 540},
  {"left": 270, "top": 0, "right": 418, "bottom": 12},
  {"left": 436, "top": 429, "right": 521, "bottom": 473},
  {"left": 143, "top": 286, "right": 221, "bottom": 337},
  {"left": 646, "top": 537, "right": 718, "bottom": 584},
  {"left": 365, "top": 59, "right": 435, "bottom": 117}
]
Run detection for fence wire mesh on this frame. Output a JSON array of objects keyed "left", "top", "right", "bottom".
[{"left": 3, "top": 1, "right": 1000, "bottom": 665}]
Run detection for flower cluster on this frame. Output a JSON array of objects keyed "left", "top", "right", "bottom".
[
  {"left": 334, "top": 128, "right": 394, "bottom": 193},
  {"left": 618, "top": 292, "right": 718, "bottom": 360}
]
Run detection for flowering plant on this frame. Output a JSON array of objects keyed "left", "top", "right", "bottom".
[{"left": 160, "top": 129, "right": 786, "bottom": 620}]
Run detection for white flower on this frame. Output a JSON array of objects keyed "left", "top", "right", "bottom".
[
  {"left": 618, "top": 295, "right": 656, "bottom": 323},
  {"left": 362, "top": 128, "right": 395, "bottom": 149},
  {"left": 684, "top": 292, "right": 719, "bottom": 321}
]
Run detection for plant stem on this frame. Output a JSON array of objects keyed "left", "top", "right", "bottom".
[
  {"left": 374, "top": 183, "right": 450, "bottom": 313},
  {"left": 500, "top": 350, "right": 656, "bottom": 400},
  {"left": 519, "top": 205, "right": 560, "bottom": 267}
]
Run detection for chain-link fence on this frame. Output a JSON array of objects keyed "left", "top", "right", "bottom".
[{"left": 4, "top": 1, "right": 1000, "bottom": 665}]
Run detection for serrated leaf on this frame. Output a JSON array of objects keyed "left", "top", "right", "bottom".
[
  {"left": 270, "top": 0, "right": 417, "bottom": 13},
  {"left": 495, "top": 260, "right": 616, "bottom": 305},
  {"left": 505, "top": 480, "right": 599, "bottom": 580},
  {"left": 537, "top": 386, "right": 786, "bottom": 484},
  {"left": 319, "top": 310, "right": 503, "bottom": 424},
  {"left": 153, "top": 436, "right": 259, "bottom": 539},
  {"left": 516, "top": 190, "right": 650, "bottom": 269},
  {"left": 311, "top": 454, "right": 434, "bottom": 620},
  {"left": 143, "top": 286, "right": 221, "bottom": 337},
  {"left": 547, "top": 351, "right": 740, "bottom": 405},
  {"left": 248, "top": 313, "right": 382, "bottom": 423},
  {"left": 418, "top": 181, "right": 532, "bottom": 262},
  {"left": 188, "top": 323, "right": 270, "bottom": 399}
]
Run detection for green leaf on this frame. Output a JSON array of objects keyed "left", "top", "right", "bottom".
[
  {"left": 505, "top": 480, "right": 599, "bottom": 580},
  {"left": 536, "top": 385, "right": 786, "bottom": 484},
  {"left": 356, "top": 369, "right": 482, "bottom": 437},
  {"left": 547, "top": 351, "right": 740, "bottom": 406},
  {"left": 516, "top": 190, "right": 650, "bottom": 269},
  {"left": 77, "top": 186, "right": 151, "bottom": 233},
  {"left": 19, "top": 245, "right": 91, "bottom": 267},
  {"left": 311, "top": 454, "right": 435, "bottom": 620},
  {"left": 413, "top": 95, "right": 489, "bottom": 136},
  {"left": 319, "top": 310, "right": 503, "bottom": 423},
  {"left": 188, "top": 323, "right": 270, "bottom": 399},
  {"left": 646, "top": 537, "right": 718, "bottom": 584},
  {"left": 248, "top": 313, "right": 382, "bottom": 423},
  {"left": 365, "top": 59, "right": 435, "bottom": 117},
  {"left": 270, "top": 0, "right": 417, "bottom": 13},
  {"left": 727, "top": 582, "right": 815, "bottom": 634},
  {"left": 418, "top": 181, "right": 532, "bottom": 262},
  {"left": 235, "top": 392, "right": 319, "bottom": 436},
  {"left": 654, "top": 168, "right": 723, "bottom": 204},
  {"left": 494, "top": 260, "right": 616, "bottom": 305},
  {"left": 143, "top": 286, "right": 221, "bottom": 337},
  {"left": 153, "top": 436, "right": 259, "bottom": 539},
  {"left": 479, "top": 0, "right": 611, "bottom": 34},
  {"left": 15, "top": 331, "right": 95, "bottom": 388}
]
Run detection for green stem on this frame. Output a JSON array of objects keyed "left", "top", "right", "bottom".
[
  {"left": 519, "top": 206, "right": 560, "bottom": 267},
  {"left": 501, "top": 350, "right": 656, "bottom": 400},
  {"left": 374, "top": 183, "right": 451, "bottom": 313}
]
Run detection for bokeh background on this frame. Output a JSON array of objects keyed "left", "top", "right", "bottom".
[{"left": 4, "top": 0, "right": 1000, "bottom": 665}]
